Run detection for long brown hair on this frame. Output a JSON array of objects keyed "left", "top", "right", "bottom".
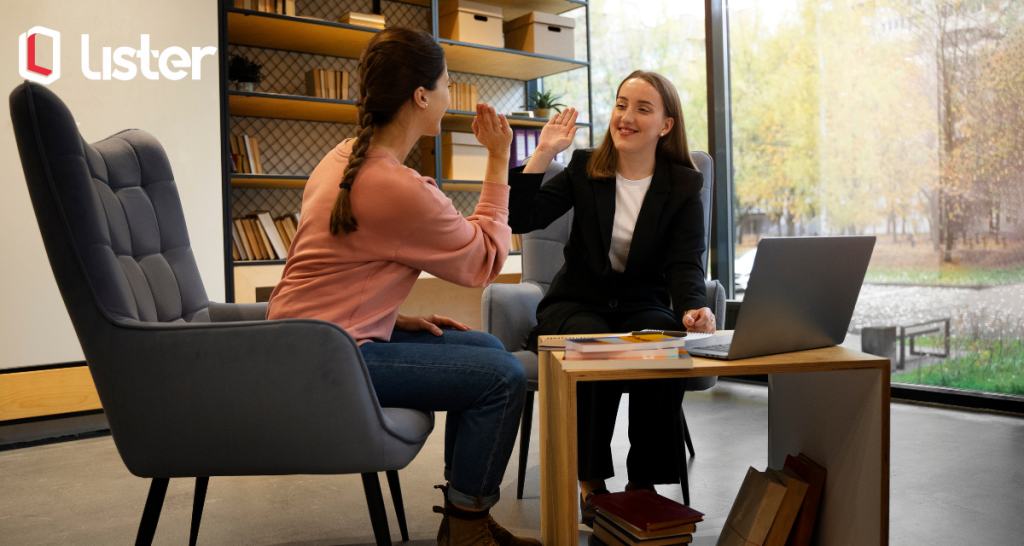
[
  {"left": 329, "top": 27, "right": 446, "bottom": 235},
  {"left": 587, "top": 70, "right": 697, "bottom": 179}
]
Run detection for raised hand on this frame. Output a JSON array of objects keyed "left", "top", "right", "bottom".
[
  {"left": 472, "top": 102, "right": 513, "bottom": 158},
  {"left": 537, "top": 107, "right": 579, "bottom": 158}
]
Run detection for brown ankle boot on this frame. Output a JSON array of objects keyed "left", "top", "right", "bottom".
[
  {"left": 440, "top": 502, "right": 497, "bottom": 546},
  {"left": 486, "top": 515, "right": 542, "bottom": 546}
]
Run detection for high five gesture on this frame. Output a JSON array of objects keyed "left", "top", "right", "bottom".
[{"left": 523, "top": 107, "right": 579, "bottom": 174}]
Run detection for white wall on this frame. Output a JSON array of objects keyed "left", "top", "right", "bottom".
[{"left": 0, "top": 1, "right": 223, "bottom": 370}]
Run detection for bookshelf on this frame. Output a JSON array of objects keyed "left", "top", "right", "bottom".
[{"left": 219, "top": 0, "right": 593, "bottom": 301}]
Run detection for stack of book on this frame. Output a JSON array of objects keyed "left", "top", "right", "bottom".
[
  {"left": 236, "top": 0, "right": 295, "bottom": 15},
  {"left": 305, "top": 69, "right": 350, "bottom": 100},
  {"left": 716, "top": 454, "right": 826, "bottom": 546},
  {"left": 450, "top": 82, "right": 479, "bottom": 111},
  {"left": 561, "top": 334, "right": 690, "bottom": 370},
  {"left": 338, "top": 12, "right": 385, "bottom": 29},
  {"left": 230, "top": 134, "right": 264, "bottom": 174},
  {"left": 232, "top": 212, "right": 300, "bottom": 262},
  {"left": 590, "top": 489, "right": 704, "bottom": 546}
]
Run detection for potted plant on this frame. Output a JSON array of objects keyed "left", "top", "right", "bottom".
[
  {"left": 530, "top": 90, "right": 567, "bottom": 118},
  {"left": 228, "top": 54, "right": 263, "bottom": 92}
]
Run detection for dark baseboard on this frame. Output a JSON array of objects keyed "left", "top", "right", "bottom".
[{"left": 0, "top": 411, "right": 109, "bottom": 451}]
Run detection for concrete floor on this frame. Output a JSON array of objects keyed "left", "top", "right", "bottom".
[{"left": 1, "top": 381, "right": 1023, "bottom": 545}]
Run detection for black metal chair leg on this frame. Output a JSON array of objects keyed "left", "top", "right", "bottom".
[
  {"left": 681, "top": 407, "right": 695, "bottom": 458},
  {"left": 189, "top": 477, "right": 209, "bottom": 546},
  {"left": 384, "top": 470, "right": 409, "bottom": 542},
  {"left": 362, "top": 473, "right": 393, "bottom": 546},
  {"left": 134, "top": 478, "right": 169, "bottom": 546},
  {"left": 516, "top": 390, "right": 535, "bottom": 500},
  {"left": 674, "top": 383, "right": 690, "bottom": 506}
]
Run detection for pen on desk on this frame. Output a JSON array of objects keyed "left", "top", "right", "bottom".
[{"left": 630, "top": 330, "right": 688, "bottom": 338}]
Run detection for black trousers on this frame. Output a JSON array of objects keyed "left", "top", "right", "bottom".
[{"left": 559, "top": 307, "right": 686, "bottom": 484}]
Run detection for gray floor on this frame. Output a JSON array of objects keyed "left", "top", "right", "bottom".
[{"left": 2, "top": 381, "right": 1023, "bottom": 545}]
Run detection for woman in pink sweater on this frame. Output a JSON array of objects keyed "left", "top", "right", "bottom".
[{"left": 267, "top": 28, "right": 536, "bottom": 546}]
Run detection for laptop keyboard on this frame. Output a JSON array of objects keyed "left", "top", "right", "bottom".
[{"left": 694, "top": 343, "right": 732, "bottom": 352}]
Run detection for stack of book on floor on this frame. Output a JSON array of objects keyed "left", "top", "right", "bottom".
[
  {"left": 561, "top": 334, "right": 690, "bottom": 370},
  {"left": 716, "top": 454, "right": 826, "bottom": 546},
  {"left": 305, "top": 69, "right": 350, "bottom": 100},
  {"left": 232, "top": 211, "right": 300, "bottom": 262},
  {"left": 590, "top": 489, "right": 704, "bottom": 546},
  {"left": 230, "top": 134, "right": 265, "bottom": 174},
  {"left": 449, "top": 82, "right": 479, "bottom": 111}
]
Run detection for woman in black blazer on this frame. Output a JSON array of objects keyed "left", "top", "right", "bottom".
[{"left": 507, "top": 70, "right": 715, "bottom": 524}]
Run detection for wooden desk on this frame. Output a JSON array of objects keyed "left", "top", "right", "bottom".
[{"left": 538, "top": 337, "right": 890, "bottom": 545}]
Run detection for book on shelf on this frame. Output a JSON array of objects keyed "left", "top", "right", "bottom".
[
  {"left": 231, "top": 221, "right": 249, "bottom": 261},
  {"left": 591, "top": 489, "right": 704, "bottom": 534},
  {"left": 306, "top": 69, "right": 350, "bottom": 100},
  {"left": 240, "top": 217, "right": 263, "bottom": 260},
  {"left": 594, "top": 514, "right": 693, "bottom": 546},
  {"left": 510, "top": 233, "right": 522, "bottom": 252},
  {"left": 450, "top": 82, "right": 479, "bottom": 111},
  {"left": 716, "top": 467, "right": 788, "bottom": 546},
  {"left": 255, "top": 211, "right": 288, "bottom": 260},
  {"left": 236, "top": 0, "right": 292, "bottom": 14},
  {"left": 564, "top": 334, "right": 686, "bottom": 354},
  {"left": 782, "top": 454, "right": 826, "bottom": 546},
  {"left": 232, "top": 134, "right": 265, "bottom": 174},
  {"left": 338, "top": 12, "right": 385, "bottom": 29},
  {"left": 762, "top": 468, "right": 809, "bottom": 546},
  {"left": 232, "top": 240, "right": 241, "bottom": 261}
]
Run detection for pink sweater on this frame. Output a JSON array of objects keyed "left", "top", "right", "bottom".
[{"left": 267, "top": 140, "right": 511, "bottom": 344}]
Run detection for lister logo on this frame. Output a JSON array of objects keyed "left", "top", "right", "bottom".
[
  {"left": 82, "top": 35, "right": 217, "bottom": 81},
  {"left": 19, "top": 27, "right": 60, "bottom": 84},
  {"left": 18, "top": 26, "right": 217, "bottom": 84}
]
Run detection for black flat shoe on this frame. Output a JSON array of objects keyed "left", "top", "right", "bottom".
[{"left": 580, "top": 488, "right": 610, "bottom": 528}]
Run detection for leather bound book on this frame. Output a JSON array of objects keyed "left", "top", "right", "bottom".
[
  {"left": 590, "top": 490, "right": 704, "bottom": 533},
  {"left": 595, "top": 514, "right": 694, "bottom": 545},
  {"left": 783, "top": 454, "right": 826, "bottom": 546}
]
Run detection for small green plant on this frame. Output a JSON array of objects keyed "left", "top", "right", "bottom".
[
  {"left": 530, "top": 90, "right": 567, "bottom": 112},
  {"left": 228, "top": 54, "right": 263, "bottom": 84}
]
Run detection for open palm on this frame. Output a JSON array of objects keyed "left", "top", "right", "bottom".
[{"left": 536, "top": 107, "right": 579, "bottom": 158}]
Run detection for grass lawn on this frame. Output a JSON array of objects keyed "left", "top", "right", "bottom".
[
  {"left": 866, "top": 266, "right": 1024, "bottom": 286},
  {"left": 892, "top": 339, "right": 1024, "bottom": 395}
]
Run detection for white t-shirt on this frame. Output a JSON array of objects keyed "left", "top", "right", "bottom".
[{"left": 608, "top": 172, "right": 654, "bottom": 273}]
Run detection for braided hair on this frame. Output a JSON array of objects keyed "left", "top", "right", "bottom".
[{"left": 329, "top": 27, "right": 446, "bottom": 235}]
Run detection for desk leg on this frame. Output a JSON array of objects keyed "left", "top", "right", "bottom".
[
  {"left": 768, "top": 367, "right": 890, "bottom": 546},
  {"left": 538, "top": 351, "right": 578, "bottom": 545}
]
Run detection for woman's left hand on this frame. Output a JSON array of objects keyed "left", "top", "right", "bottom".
[
  {"left": 395, "top": 313, "right": 471, "bottom": 336},
  {"left": 682, "top": 308, "right": 716, "bottom": 333}
]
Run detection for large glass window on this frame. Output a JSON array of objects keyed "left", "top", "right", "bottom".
[{"left": 729, "top": 0, "right": 1024, "bottom": 395}]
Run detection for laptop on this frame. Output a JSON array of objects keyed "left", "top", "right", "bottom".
[{"left": 686, "top": 236, "right": 875, "bottom": 360}]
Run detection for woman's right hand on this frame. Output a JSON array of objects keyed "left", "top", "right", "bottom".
[
  {"left": 472, "top": 102, "right": 513, "bottom": 158},
  {"left": 524, "top": 107, "right": 578, "bottom": 174}
]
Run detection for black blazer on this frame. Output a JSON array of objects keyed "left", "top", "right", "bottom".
[{"left": 509, "top": 149, "right": 707, "bottom": 344}]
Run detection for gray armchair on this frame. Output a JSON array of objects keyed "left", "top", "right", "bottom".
[
  {"left": 481, "top": 152, "right": 725, "bottom": 505},
  {"left": 10, "top": 81, "right": 431, "bottom": 546}
]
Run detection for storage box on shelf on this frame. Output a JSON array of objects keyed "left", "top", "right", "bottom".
[
  {"left": 503, "top": 11, "right": 576, "bottom": 58},
  {"left": 420, "top": 133, "right": 488, "bottom": 180},
  {"left": 438, "top": 0, "right": 504, "bottom": 47}
]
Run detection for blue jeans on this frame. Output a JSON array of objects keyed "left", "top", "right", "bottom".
[{"left": 360, "top": 329, "right": 526, "bottom": 509}]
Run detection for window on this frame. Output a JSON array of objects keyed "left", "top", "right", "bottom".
[{"left": 728, "top": 0, "right": 1024, "bottom": 396}]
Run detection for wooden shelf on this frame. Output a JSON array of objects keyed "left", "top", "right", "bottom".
[
  {"left": 227, "top": 9, "right": 378, "bottom": 58},
  {"left": 441, "top": 180, "right": 484, "bottom": 192},
  {"left": 440, "top": 39, "right": 586, "bottom": 80},
  {"left": 227, "top": 10, "right": 586, "bottom": 80},
  {"left": 231, "top": 174, "right": 307, "bottom": 189},
  {"left": 396, "top": 0, "right": 586, "bottom": 19},
  {"left": 229, "top": 92, "right": 590, "bottom": 131}
]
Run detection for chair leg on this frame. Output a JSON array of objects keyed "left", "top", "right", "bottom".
[
  {"left": 674, "top": 384, "right": 690, "bottom": 506},
  {"left": 681, "top": 407, "right": 695, "bottom": 458},
  {"left": 362, "top": 473, "right": 393, "bottom": 546},
  {"left": 384, "top": 470, "right": 409, "bottom": 542},
  {"left": 189, "top": 477, "right": 209, "bottom": 546},
  {"left": 516, "top": 390, "right": 535, "bottom": 500},
  {"left": 134, "top": 478, "right": 169, "bottom": 546}
]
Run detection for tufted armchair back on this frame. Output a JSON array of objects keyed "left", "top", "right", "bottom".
[{"left": 12, "top": 83, "right": 210, "bottom": 326}]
